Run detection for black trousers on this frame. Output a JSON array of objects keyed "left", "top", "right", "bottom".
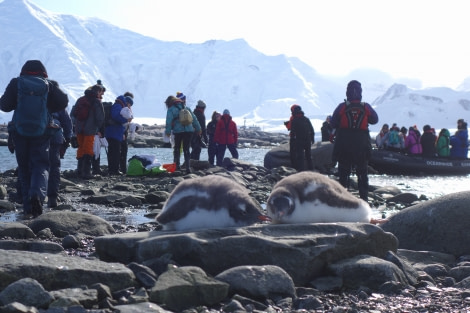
[
  {"left": 107, "top": 137, "right": 121, "bottom": 174},
  {"left": 119, "top": 139, "right": 128, "bottom": 173},
  {"left": 173, "top": 132, "right": 192, "bottom": 169}
]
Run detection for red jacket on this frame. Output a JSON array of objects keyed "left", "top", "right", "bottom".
[{"left": 214, "top": 114, "right": 238, "bottom": 144}]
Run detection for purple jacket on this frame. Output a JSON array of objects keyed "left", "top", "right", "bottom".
[{"left": 405, "top": 129, "right": 422, "bottom": 154}]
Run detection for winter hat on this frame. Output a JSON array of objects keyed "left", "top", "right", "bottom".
[
  {"left": 20, "top": 60, "right": 48, "bottom": 78},
  {"left": 294, "top": 105, "right": 302, "bottom": 113},
  {"left": 346, "top": 80, "right": 362, "bottom": 101},
  {"left": 223, "top": 109, "right": 230, "bottom": 115},
  {"left": 290, "top": 104, "right": 300, "bottom": 113},
  {"left": 176, "top": 91, "right": 186, "bottom": 101},
  {"left": 90, "top": 84, "right": 103, "bottom": 96},
  {"left": 125, "top": 96, "right": 134, "bottom": 106},
  {"left": 423, "top": 124, "right": 431, "bottom": 132},
  {"left": 96, "top": 79, "right": 106, "bottom": 92},
  {"left": 196, "top": 100, "right": 206, "bottom": 108}
]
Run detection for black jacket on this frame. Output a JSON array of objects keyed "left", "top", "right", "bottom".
[{"left": 290, "top": 112, "right": 315, "bottom": 143}]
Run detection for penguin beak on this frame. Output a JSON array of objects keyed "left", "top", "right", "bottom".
[{"left": 258, "top": 215, "right": 272, "bottom": 222}]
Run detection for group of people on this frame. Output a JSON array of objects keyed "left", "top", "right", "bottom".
[
  {"left": 0, "top": 59, "right": 141, "bottom": 217},
  {"left": 164, "top": 92, "right": 239, "bottom": 173},
  {"left": 375, "top": 120, "right": 468, "bottom": 159},
  {"left": 1, "top": 60, "right": 466, "bottom": 216},
  {"left": 69, "top": 81, "right": 137, "bottom": 178},
  {"left": 0, "top": 60, "right": 69, "bottom": 217}
]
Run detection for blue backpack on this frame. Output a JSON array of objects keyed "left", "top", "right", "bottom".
[
  {"left": 388, "top": 130, "right": 400, "bottom": 145},
  {"left": 14, "top": 75, "right": 50, "bottom": 137}
]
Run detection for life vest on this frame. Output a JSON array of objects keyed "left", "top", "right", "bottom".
[{"left": 338, "top": 101, "right": 368, "bottom": 130}]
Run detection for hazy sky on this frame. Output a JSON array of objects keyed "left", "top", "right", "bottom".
[{"left": 30, "top": 0, "right": 470, "bottom": 89}]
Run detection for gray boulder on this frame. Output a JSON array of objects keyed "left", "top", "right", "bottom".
[
  {"left": 95, "top": 223, "right": 398, "bottom": 286},
  {"left": 328, "top": 255, "right": 410, "bottom": 290},
  {"left": 0, "top": 222, "right": 36, "bottom": 239},
  {"left": 381, "top": 191, "right": 470, "bottom": 256},
  {"left": 0, "top": 239, "right": 64, "bottom": 253},
  {"left": 0, "top": 278, "right": 54, "bottom": 309},
  {"left": 27, "top": 211, "right": 115, "bottom": 237},
  {"left": 0, "top": 200, "right": 15, "bottom": 212},
  {"left": 148, "top": 266, "right": 229, "bottom": 312},
  {"left": 49, "top": 288, "right": 98, "bottom": 309},
  {"left": 215, "top": 265, "right": 295, "bottom": 299},
  {"left": 0, "top": 249, "right": 137, "bottom": 291},
  {"left": 263, "top": 142, "right": 334, "bottom": 171}
]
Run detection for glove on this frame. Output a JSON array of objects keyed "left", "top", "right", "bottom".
[
  {"left": 70, "top": 136, "right": 79, "bottom": 148},
  {"left": 60, "top": 138, "right": 71, "bottom": 159},
  {"left": 329, "top": 134, "right": 335, "bottom": 143}
]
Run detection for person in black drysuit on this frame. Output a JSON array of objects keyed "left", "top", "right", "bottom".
[
  {"left": 330, "top": 80, "right": 379, "bottom": 202},
  {"left": 190, "top": 100, "right": 208, "bottom": 160},
  {"left": 289, "top": 105, "right": 315, "bottom": 172},
  {"left": 321, "top": 115, "right": 333, "bottom": 142}
]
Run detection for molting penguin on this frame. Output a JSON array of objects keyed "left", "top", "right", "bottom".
[
  {"left": 266, "top": 172, "right": 371, "bottom": 224},
  {"left": 156, "top": 175, "right": 270, "bottom": 231}
]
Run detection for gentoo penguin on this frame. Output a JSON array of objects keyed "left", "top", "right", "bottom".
[
  {"left": 156, "top": 175, "right": 270, "bottom": 231},
  {"left": 266, "top": 172, "right": 371, "bottom": 224}
]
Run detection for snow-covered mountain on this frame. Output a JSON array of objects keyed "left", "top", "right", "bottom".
[
  {"left": 0, "top": 0, "right": 469, "bottom": 133},
  {"left": 372, "top": 84, "right": 470, "bottom": 132}
]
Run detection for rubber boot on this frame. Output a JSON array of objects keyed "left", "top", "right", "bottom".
[
  {"left": 47, "top": 196, "right": 58, "bottom": 208},
  {"left": 184, "top": 151, "right": 191, "bottom": 174},
  {"left": 75, "top": 157, "right": 84, "bottom": 177},
  {"left": 81, "top": 155, "right": 93, "bottom": 179},
  {"left": 31, "top": 195, "right": 43, "bottom": 218},
  {"left": 174, "top": 155, "right": 181, "bottom": 171},
  {"left": 92, "top": 155, "right": 102, "bottom": 175}
]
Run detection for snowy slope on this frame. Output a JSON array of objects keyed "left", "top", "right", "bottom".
[{"left": 0, "top": 0, "right": 469, "bottom": 133}]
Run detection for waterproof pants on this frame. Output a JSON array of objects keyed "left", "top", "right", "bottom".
[
  {"left": 107, "top": 137, "right": 122, "bottom": 174},
  {"left": 173, "top": 132, "right": 192, "bottom": 169},
  {"left": 14, "top": 133, "right": 50, "bottom": 213},
  {"left": 216, "top": 143, "right": 238, "bottom": 166},
  {"left": 47, "top": 143, "right": 61, "bottom": 200}
]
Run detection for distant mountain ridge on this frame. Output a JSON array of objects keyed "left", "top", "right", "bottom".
[{"left": 0, "top": 0, "right": 469, "bottom": 132}]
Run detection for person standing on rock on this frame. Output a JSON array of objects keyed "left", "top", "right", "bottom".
[
  {"left": 330, "top": 80, "right": 378, "bottom": 202},
  {"left": 206, "top": 111, "right": 221, "bottom": 166},
  {"left": 190, "top": 100, "right": 208, "bottom": 160},
  {"left": 70, "top": 84, "right": 105, "bottom": 179},
  {"left": 284, "top": 104, "right": 300, "bottom": 169},
  {"left": 321, "top": 115, "right": 333, "bottom": 142},
  {"left": 48, "top": 108, "right": 73, "bottom": 208},
  {"left": 165, "top": 94, "right": 201, "bottom": 173},
  {"left": 119, "top": 91, "right": 135, "bottom": 174},
  {"left": 0, "top": 60, "right": 69, "bottom": 217},
  {"left": 214, "top": 109, "right": 238, "bottom": 166},
  {"left": 289, "top": 105, "right": 315, "bottom": 172},
  {"left": 105, "top": 95, "right": 133, "bottom": 175}
]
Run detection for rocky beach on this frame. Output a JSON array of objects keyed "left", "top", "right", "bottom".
[{"left": 1, "top": 125, "right": 470, "bottom": 312}]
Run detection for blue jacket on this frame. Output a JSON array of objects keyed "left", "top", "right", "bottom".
[
  {"left": 104, "top": 97, "right": 128, "bottom": 142},
  {"left": 165, "top": 102, "right": 201, "bottom": 134},
  {"left": 450, "top": 129, "right": 469, "bottom": 159},
  {"left": 51, "top": 109, "right": 73, "bottom": 145}
]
